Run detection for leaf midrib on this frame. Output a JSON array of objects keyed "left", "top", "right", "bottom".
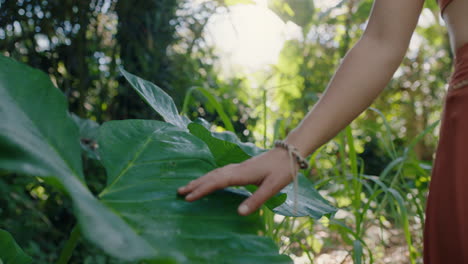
[
  {"left": 99, "top": 132, "right": 154, "bottom": 197},
  {"left": 100, "top": 133, "right": 216, "bottom": 198}
]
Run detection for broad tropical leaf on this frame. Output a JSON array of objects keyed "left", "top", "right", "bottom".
[
  {"left": 0, "top": 229, "right": 32, "bottom": 264},
  {"left": 0, "top": 56, "right": 291, "bottom": 263},
  {"left": 121, "top": 68, "right": 337, "bottom": 219},
  {"left": 98, "top": 120, "right": 292, "bottom": 263},
  {"left": 0, "top": 55, "right": 158, "bottom": 260},
  {"left": 0, "top": 56, "right": 84, "bottom": 183}
]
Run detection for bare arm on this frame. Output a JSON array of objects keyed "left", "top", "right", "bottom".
[
  {"left": 287, "top": 0, "right": 424, "bottom": 156},
  {"left": 178, "top": 0, "right": 425, "bottom": 215}
]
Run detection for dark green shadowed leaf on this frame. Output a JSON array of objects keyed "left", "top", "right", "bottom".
[
  {"left": 0, "top": 55, "right": 84, "bottom": 182},
  {"left": 0, "top": 55, "right": 159, "bottom": 260},
  {"left": 120, "top": 67, "right": 190, "bottom": 129},
  {"left": 192, "top": 118, "right": 265, "bottom": 157},
  {"left": 0, "top": 229, "right": 32, "bottom": 264},
  {"left": 188, "top": 123, "right": 251, "bottom": 166}
]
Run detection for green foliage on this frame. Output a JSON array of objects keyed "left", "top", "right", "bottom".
[
  {"left": 0, "top": 54, "right": 336, "bottom": 263},
  {"left": 0, "top": 56, "right": 85, "bottom": 184},
  {"left": 0, "top": 0, "right": 453, "bottom": 262},
  {"left": 269, "top": 0, "right": 315, "bottom": 29},
  {"left": 120, "top": 67, "right": 337, "bottom": 219},
  {"left": 183, "top": 86, "right": 236, "bottom": 132},
  {"left": 188, "top": 123, "right": 251, "bottom": 166},
  {"left": 0, "top": 229, "right": 32, "bottom": 264},
  {"left": 97, "top": 119, "right": 291, "bottom": 263},
  {"left": 0, "top": 54, "right": 288, "bottom": 263}
]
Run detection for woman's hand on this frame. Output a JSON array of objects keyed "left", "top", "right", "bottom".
[{"left": 177, "top": 147, "right": 295, "bottom": 216}]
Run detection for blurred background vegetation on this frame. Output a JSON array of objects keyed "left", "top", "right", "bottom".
[{"left": 0, "top": 0, "right": 454, "bottom": 263}]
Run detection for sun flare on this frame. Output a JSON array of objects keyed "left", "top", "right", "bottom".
[{"left": 206, "top": 2, "right": 301, "bottom": 73}]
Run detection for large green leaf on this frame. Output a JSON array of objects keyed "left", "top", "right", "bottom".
[
  {"left": 0, "top": 56, "right": 291, "bottom": 263},
  {"left": 120, "top": 67, "right": 337, "bottom": 219},
  {"left": 0, "top": 56, "right": 84, "bottom": 183},
  {"left": 0, "top": 55, "right": 158, "bottom": 260},
  {"left": 0, "top": 229, "right": 32, "bottom": 264},
  {"left": 98, "top": 120, "right": 292, "bottom": 263}
]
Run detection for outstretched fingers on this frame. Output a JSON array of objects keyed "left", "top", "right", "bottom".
[
  {"left": 177, "top": 178, "right": 203, "bottom": 195},
  {"left": 177, "top": 162, "right": 266, "bottom": 202},
  {"left": 182, "top": 174, "right": 228, "bottom": 201}
]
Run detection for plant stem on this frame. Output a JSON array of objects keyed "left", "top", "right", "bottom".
[{"left": 56, "top": 224, "right": 80, "bottom": 264}]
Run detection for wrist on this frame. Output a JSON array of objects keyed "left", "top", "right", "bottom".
[
  {"left": 284, "top": 129, "right": 313, "bottom": 157},
  {"left": 274, "top": 140, "right": 309, "bottom": 170}
]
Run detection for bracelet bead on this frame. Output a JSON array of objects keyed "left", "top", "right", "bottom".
[{"left": 274, "top": 140, "right": 309, "bottom": 170}]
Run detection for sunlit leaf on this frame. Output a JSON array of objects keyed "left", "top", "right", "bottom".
[
  {"left": 120, "top": 67, "right": 190, "bottom": 129},
  {"left": 268, "top": 0, "right": 315, "bottom": 28}
]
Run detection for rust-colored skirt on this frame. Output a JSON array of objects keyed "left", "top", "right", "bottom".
[{"left": 424, "top": 43, "right": 468, "bottom": 263}]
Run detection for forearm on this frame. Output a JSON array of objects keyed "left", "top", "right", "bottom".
[{"left": 285, "top": 36, "right": 406, "bottom": 156}]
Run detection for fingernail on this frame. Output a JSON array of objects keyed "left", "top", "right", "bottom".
[
  {"left": 186, "top": 193, "right": 193, "bottom": 200},
  {"left": 178, "top": 186, "right": 186, "bottom": 192},
  {"left": 238, "top": 204, "right": 249, "bottom": 215}
]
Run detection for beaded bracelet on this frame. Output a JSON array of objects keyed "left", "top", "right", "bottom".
[
  {"left": 274, "top": 140, "right": 309, "bottom": 215},
  {"left": 274, "top": 140, "right": 309, "bottom": 170}
]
